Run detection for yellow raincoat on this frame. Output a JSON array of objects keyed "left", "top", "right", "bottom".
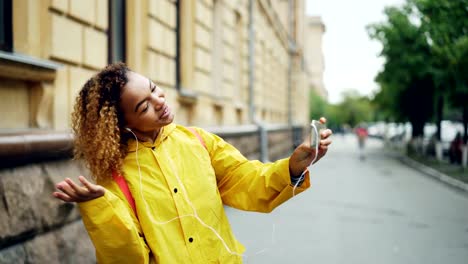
[{"left": 79, "top": 124, "right": 310, "bottom": 263}]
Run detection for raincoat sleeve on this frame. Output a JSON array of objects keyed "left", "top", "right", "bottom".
[
  {"left": 196, "top": 128, "right": 311, "bottom": 213},
  {"left": 78, "top": 188, "right": 151, "bottom": 263}
]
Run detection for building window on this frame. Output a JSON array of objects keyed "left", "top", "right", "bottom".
[
  {"left": 212, "top": 0, "right": 223, "bottom": 96},
  {"left": 109, "top": 0, "right": 126, "bottom": 63},
  {"left": 214, "top": 105, "right": 223, "bottom": 126},
  {"left": 175, "top": 0, "right": 180, "bottom": 90},
  {"left": 177, "top": 0, "right": 196, "bottom": 91},
  {"left": 236, "top": 108, "right": 243, "bottom": 124},
  {"left": 0, "top": 0, "right": 12, "bottom": 52},
  {"left": 234, "top": 11, "right": 244, "bottom": 101}
]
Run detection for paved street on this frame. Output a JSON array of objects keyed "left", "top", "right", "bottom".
[{"left": 226, "top": 134, "right": 468, "bottom": 264}]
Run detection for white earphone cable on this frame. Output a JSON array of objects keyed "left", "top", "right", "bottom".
[{"left": 126, "top": 129, "right": 243, "bottom": 258}]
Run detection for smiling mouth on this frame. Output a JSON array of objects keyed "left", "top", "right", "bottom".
[{"left": 160, "top": 105, "right": 170, "bottom": 119}]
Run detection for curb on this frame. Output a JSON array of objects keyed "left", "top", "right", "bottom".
[{"left": 397, "top": 154, "right": 468, "bottom": 193}]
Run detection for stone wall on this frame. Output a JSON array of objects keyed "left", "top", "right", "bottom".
[
  {"left": 0, "top": 160, "right": 94, "bottom": 264},
  {"left": 0, "top": 221, "right": 94, "bottom": 264},
  {"left": 268, "top": 127, "right": 294, "bottom": 161},
  {"left": 224, "top": 133, "right": 261, "bottom": 160}
]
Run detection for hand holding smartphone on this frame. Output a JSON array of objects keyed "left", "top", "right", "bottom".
[{"left": 310, "top": 119, "right": 326, "bottom": 148}]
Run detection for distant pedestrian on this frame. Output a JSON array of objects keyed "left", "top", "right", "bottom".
[
  {"left": 355, "top": 123, "right": 368, "bottom": 160},
  {"left": 449, "top": 132, "right": 463, "bottom": 164}
]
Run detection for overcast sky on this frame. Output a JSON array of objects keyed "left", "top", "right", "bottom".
[{"left": 306, "top": 0, "right": 406, "bottom": 104}]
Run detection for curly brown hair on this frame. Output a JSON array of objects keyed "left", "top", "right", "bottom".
[{"left": 72, "top": 62, "right": 131, "bottom": 182}]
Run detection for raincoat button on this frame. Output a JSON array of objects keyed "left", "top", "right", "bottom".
[
  {"left": 151, "top": 147, "right": 155, "bottom": 150},
  {"left": 188, "top": 237, "right": 193, "bottom": 243},
  {"left": 173, "top": 188, "right": 178, "bottom": 193}
]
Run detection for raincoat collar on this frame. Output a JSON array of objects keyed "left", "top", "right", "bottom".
[{"left": 126, "top": 123, "right": 177, "bottom": 152}]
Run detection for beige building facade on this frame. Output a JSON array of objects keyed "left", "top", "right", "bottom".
[
  {"left": 0, "top": 0, "right": 311, "bottom": 132},
  {"left": 304, "top": 15, "right": 327, "bottom": 99}
]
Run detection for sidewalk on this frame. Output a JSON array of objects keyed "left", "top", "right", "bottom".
[{"left": 387, "top": 144, "right": 468, "bottom": 193}]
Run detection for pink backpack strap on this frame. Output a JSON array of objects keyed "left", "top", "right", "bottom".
[
  {"left": 187, "top": 127, "right": 206, "bottom": 149},
  {"left": 112, "top": 170, "right": 138, "bottom": 218}
]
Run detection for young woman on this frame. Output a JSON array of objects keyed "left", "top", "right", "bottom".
[{"left": 53, "top": 63, "right": 332, "bottom": 263}]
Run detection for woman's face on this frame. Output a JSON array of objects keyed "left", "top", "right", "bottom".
[{"left": 120, "top": 71, "right": 174, "bottom": 135}]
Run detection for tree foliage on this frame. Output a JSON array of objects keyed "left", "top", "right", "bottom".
[
  {"left": 368, "top": 0, "right": 468, "bottom": 140},
  {"left": 309, "top": 89, "right": 327, "bottom": 121},
  {"left": 336, "top": 90, "right": 374, "bottom": 128},
  {"left": 411, "top": 0, "right": 468, "bottom": 142},
  {"left": 367, "top": 4, "right": 436, "bottom": 138},
  {"left": 309, "top": 89, "right": 374, "bottom": 131}
]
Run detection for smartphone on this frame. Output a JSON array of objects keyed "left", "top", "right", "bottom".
[{"left": 310, "top": 120, "right": 326, "bottom": 148}]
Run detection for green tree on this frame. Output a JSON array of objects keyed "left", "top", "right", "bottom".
[
  {"left": 308, "top": 89, "right": 342, "bottom": 132},
  {"left": 411, "top": 0, "right": 468, "bottom": 143},
  {"left": 309, "top": 89, "right": 327, "bottom": 121},
  {"left": 308, "top": 88, "right": 374, "bottom": 132},
  {"left": 324, "top": 104, "right": 344, "bottom": 132},
  {"left": 337, "top": 89, "right": 374, "bottom": 128},
  {"left": 368, "top": 5, "right": 436, "bottom": 138}
]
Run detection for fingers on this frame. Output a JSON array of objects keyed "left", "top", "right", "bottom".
[
  {"left": 319, "top": 144, "right": 329, "bottom": 151},
  {"left": 319, "top": 130, "right": 332, "bottom": 151},
  {"left": 79, "top": 176, "right": 105, "bottom": 196},
  {"left": 321, "top": 129, "right": 333, "bottom": 139},
  {"left": 318, "top": 129, "right": 332, "bottom": 158},
  {"left": 55, "top": 181, "right": 83, "bottom": 202},
  {"left": 79, "top": 176, "right": 98, "bottom": 192},
  {"left": 55, "top": 177, "right": 92, "bottom": 202},
  {"left": 56, "top": 180, "right": 76, "bottom": 197},
  {"left": 52, "top": 191, "right": 74, "bottom": 202},
  {"left": 299, "top": 142, "right": 315, "bottom": 154},
  {"left": 65, "top": 178, "right": 89, "bottom": 197},
  {"left": 53, "top": 175, "right": 105, "bottom": 203},
  {"left": 320, "top": 137, "right": 332, "bottom": 146}
]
